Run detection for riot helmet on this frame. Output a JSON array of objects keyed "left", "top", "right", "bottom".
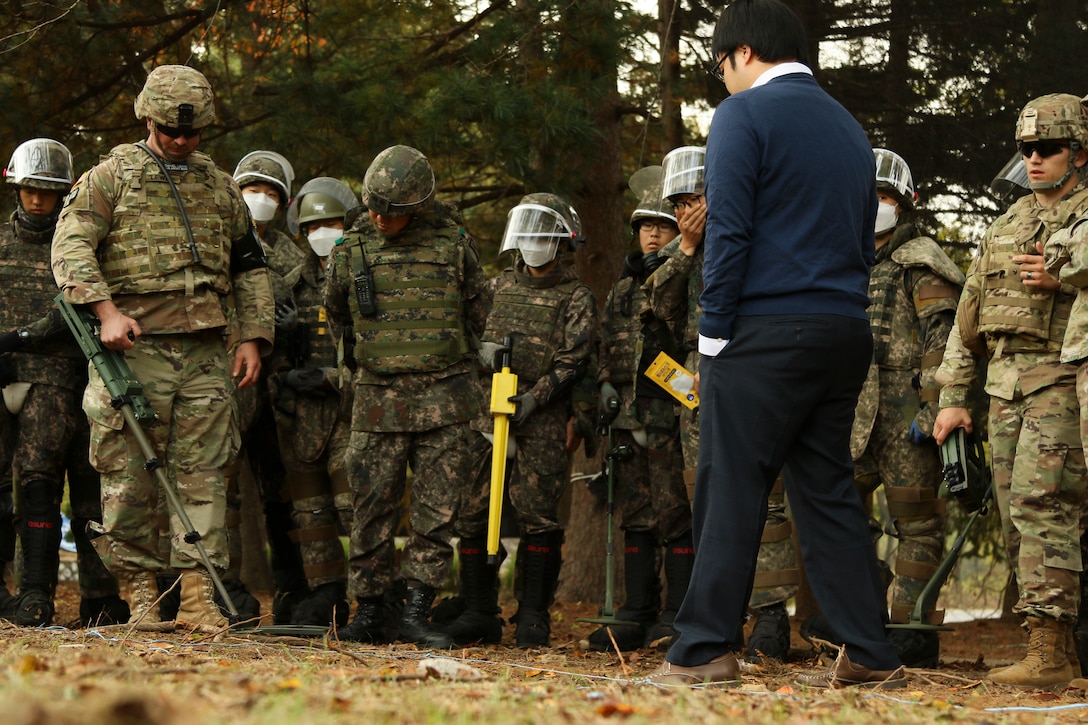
[
  {"left": 1014, "top": 93, "right": 1088, "bottom": 191},
  {"left": 5, "top": 138, "right": 74, "bottom": 192},
  {"left": 286, "top": 177, "right": 359, "bottom": 236},
  {"left": 233, "top": 150, "right": 294, "bottom": 207},
  {"left": 134, "top": 65, "right": 216, "bottom": 130},
  {"left": 989, "top": 153, "right": 1031, "bottom": 201},
  {"left": 661, "top": 146, "right": 706, "bottom": 202},
  {"left": 629, "top": 165, "right": 678, "bottom": 233},
  {"left": 499, "top": 192, "right": 583, "bottom": 268},
  {"left": 363, "top": 145, "right": 435, "bottom": 217},
  {"left": 873, "top": 148, "right": 916, "bottom": 210}
]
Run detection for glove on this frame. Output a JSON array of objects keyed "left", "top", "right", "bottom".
[
  {"left": 0, "top": 355, "right": 15, "bottom": 388},
  {"left": 0, "top": 329, "right": 26, "bottom": 355},
  {"left": 598, "top": 382, "right": 620, "bottom": 425},
  {"left": 909, "top": 403, "right": 936, "bottom": 445},
  {"left": 274, "top": 299, "right": 299, "bottom": 337},
  {"left": 908, "top": 419, "right": 933, "bottom": 445},
  {"left": 477, "top": 341, "right": 508, "bottom": 372},
  {"left": 507, "top": 393, "right": 537, "bottom": 426},
  {"left": 642, "top": 251, "right": 665, "bottom": 275},
  {"left": 284, "top": 367, "right": 333, "bottom": 396}
]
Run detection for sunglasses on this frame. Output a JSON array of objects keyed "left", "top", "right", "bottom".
[
  {"left": 1017, "top": 140, "right": 1069, "bottom": 159},
  {"left": 156, "top": 123, "right": 203, "bottom": 140}
]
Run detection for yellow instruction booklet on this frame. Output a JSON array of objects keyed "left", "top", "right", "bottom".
[{"left": 644, "top": 351, "right": 699, "bottom": 410}]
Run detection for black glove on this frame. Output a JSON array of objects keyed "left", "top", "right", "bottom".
[
  {"left": 274, "top": 299, "right": 299, "bottom": 337},
  {"left": 0, "top": 330, "right": 26, "bottom": 355},
  {"left": 642, "top": 251, "right": 665, "bottom": 275},
  {"left": 284, "top": 367, "right": 333, "bottom": 396},
  {"left": 0, "top": 355, "right": 15, "bottom": 388},
  {"left": 507, "top": 393, "right": 538, "bottom": 426}
]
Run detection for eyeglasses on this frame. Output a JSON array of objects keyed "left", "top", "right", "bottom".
[
  {"left": 156, "top": 124, "right": 203, "bottom": 140},
  {"left": 640, "top": 220, "right": 677, "bottom": 233},
  {"left": 706, "top": 54, "right": 727, "bottom": 83},
  {"left": 1017, "top": 140, "right": 1069, "bottom": 159}
]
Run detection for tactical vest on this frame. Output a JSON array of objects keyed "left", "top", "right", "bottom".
[
  {"left": 867, "top": 256, "right": 902, "bottom": 365},
  {"left": 484, "top": 267, "right": 583, "bottom": 382},
  {"left": 98, "top": 145, "right": 233, "bottom": 296},
  {"left": 296, "top": 255, "right": 336, "bottom": 368},
  {"left": 975, "top": 190, "right": 1088, "bottom": 349},
  {"left": 604, "top": 277, "right": 647, "bottom": 386},
  {"left": 348, "top": 226, "right": 470, "bottom": 374}
]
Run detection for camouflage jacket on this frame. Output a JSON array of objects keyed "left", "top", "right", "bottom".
[
  {"left": 938, "top": 186, "right": 1088, "bottom": 406},
  {"left": 325, "top": 202, "right": 491, "bottom": 432},
  {"left": 51, "top": 142, "right": 274, "bottom": 352},
  {"left": 644, "top": 236, "right": 702, "bottom": 353},
  {"left": 0, "top": 217, "right": 86, "bottom": 389},
  {"left": 1045, "top": 209, "right": 1088, "bottom": 363},
  {"left": 851, "top": 224, "right": 963, "bottom": 452},
  {"left": 474, "top": 259, "right": 597, "bottom": 441}
]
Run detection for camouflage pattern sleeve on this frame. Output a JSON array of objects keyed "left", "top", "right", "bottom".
[
  {"left": 51, "top": 158, "right": 122, "bottom": 303},
  {"left": 323, "top": 242, "right": 353, "bottom": 344},
  {"left": 528, "top": 283, "right": 598, "bottom": 405},
  {"left": 936, "top": 257, "right": 983, "bottom": 409},
  {"left": 461, "top": 234, "right": 492, "bottom": 342},
  {"left": 232, "top": 267, "right": 275, "bottom": 354},
  {"left": 644, "top": 237, "right": 697, "bottom": 328},
  {"left": 597, "top": 284, "right": 618, "bottom": 383},
  {"left": 1051, "top": 216, "right": 1088, "bottom": 287},
  {"left": 912, "top": 270, "right": 959, "bottom": 434}
]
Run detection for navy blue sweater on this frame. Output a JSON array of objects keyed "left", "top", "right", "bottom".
[{"left": 699, "top": 72, "right": 875, "bottom": 342}]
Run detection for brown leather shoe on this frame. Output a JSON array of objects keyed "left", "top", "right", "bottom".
[
  {"left": 796, "top": 646, "right": 907, "bottom": 690},
  {"left": 643, "top": 653, "right": 740, "bottom": 687}
]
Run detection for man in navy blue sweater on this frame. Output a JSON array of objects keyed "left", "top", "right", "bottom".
[{"left": 646, "top": 0, "right": 904, "bottom": 689}]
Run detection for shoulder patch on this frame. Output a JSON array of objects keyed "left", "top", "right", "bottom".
[{"left": 62, "top": 186, "right": 80, "bottom": 209}]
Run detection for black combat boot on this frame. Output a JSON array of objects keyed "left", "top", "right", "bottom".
[
  {"left": 80, "top": 595, "right": 131, "bottom": 627},
  {"left": 157, "top": 571, "right": 182, "bottom": 621},
  {"left": 747, "top": 601, "right": 791, "bottom": 662},
  {"left": 588, "top": 530, "right": 660, "bottom": 652},
  {"left": 339, "top": 592, "right": 402, "bottom": 643},
  {"left": 887, "top": 627, "right": 940, "bottom": 668},
  {"left": 291, "top": 581, "right": 350, "bottom": 627},
  {"left": 266, "top": 497, "right": 311, "bottom": 625},
  {"left": 0, "top": 484, "right": 16, "bottom": 619},
  {"left": 399, "top": 585, "right": 454, "bottom": 648},
  {"left": 513, "top": 531, "right": 564, "bottom": 649},
  {"left": 645, "top": 533, "right": 694, "bottom": 650},
  {"left": 215, "top": 576, "right": 263, "bottom": 624},
  {"left": 12, "top": 505, "right": 62, "bottom": 627},
  {"left": 444, "top": 537, "right": 504, "bottom": 645}
]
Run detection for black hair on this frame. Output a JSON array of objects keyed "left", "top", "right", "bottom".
[{"left": 711, "top": 0, "right": 810, "bottom": 66}]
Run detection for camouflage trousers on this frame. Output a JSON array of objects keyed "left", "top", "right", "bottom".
[
  {"left": 854, "top": 387, "right": 944, "bottom": 622},
  {"left": 3, "top": 383, "right": 118, "bottom": 598},
  {"left": 990, "top": 380, "right": 1087, "bottom": 621},
  {"left": 345, "top": 423, "right": 475, "bottom": 598},
  {"left": 680, "top": 353, "right": 798, "bottom": 609},
  {"left": 275, "top": 400, "right": 352, "bottom": 589},
  {"left": 459, "top": 430, "right": 570, "bottom": 538},
  {"left": 84, "top": 331, "right": 237, "bottom": 574}
]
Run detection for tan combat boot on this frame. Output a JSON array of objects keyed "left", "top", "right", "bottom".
[
  {"left": 988, "top": 615, "right": 1074, "bottom": 690},
  {"left": 126, "top": 570, "right": 163, "bottom": 624},
  {"left": 175, "top": 566, "right": 228, "bottom": 629}
]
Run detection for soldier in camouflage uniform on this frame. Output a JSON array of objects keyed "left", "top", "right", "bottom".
[
  {"left": 447, "top": 192, "right": 596, "bottom": 649},
  {"left": 325, "top": 145, "right": 490, "bottom": 647},
  {"left": 934, "top": 94, "right": 1088, "bottom": 689},
  {"left": 586, "top": 167, "right": 692, "bottom": 652},
  {"left": 0, "top": 139, "right": 128, "bottom": 627},
  {"left": 268, "top": 177, "right": 359, "bottom": 627},
  {"left": 846, "top": 149, "right": 963, "bottom": 666},
  {"left": 645, "top": 146, "right": 799, "bottom": 660},
  {"left": 51, "top": 65, "right": 275, "bottom": 630}
]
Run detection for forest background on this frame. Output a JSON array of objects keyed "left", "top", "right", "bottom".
[{"left": 1, "top": 0, "right": 1087, "bottom": 608}]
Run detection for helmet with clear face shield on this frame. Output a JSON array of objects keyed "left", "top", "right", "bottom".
[
  {"left": 6, "top": 138, "right": 74, "bottom": 192},
  {"left": 629, "top": 165, "right": 678, "bottom": 233},
  {"left": 661, "top": 146, "right": 706, "bottom": 202},
  {"left": 989, "top": 153, "right": 1031, "bottom": 201},
  {"left": 363, "top": 145, "right": 435, "bottom": 217},
  {"left": 134, "top": 65, "right": 216, "bottom": 130},
  {"left": 499, "top": 192, "right": 583, "bottom": 268},
  {"left": 233, "top": 150, "right": 294, "bottom": 206},
  {"left": 286, "top": 177, "right": 359, "bottom": 236},
  {"left": 873, "top": 148, "right": 916, "bottom": 210}
]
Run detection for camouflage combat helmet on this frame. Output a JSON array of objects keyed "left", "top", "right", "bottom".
[
  {"left": 5, "top": 138, "right": 74, "bottom": 192},
  {"left": 628, "top": 165, "right": 677, "bottom": 233},
  {"left": 873, "top": 148, "right": 916, "bottom": 210},
  {"left": 233, "top": 150, "right": 294, "bottom": 205},
  {"left": 1015, "top": 93, "right": 1088, "bottom": 190},
  {"left": 661, "top": 146, "right": 706, "bottom": 201},
  {"left": 363, "top": 145, "right": 435, "bottom": 217},
  {"left": 134, "top": 65, "right": 216, "bottom": 130},
  {"left": 286, "top": 177, "right": 359, "bottom": 236}
]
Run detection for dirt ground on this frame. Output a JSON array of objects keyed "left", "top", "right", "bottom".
[{"left": 0, "top": 581, "right": 1081, "bottom": 724}]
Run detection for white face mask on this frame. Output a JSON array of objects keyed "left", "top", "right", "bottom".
[
  {"left": 244, "top": 192, "right": 280, "bottom": 223},
  {"left": 307, "top": 225, "right": 342, "bottom": 257},
  {"left": 874, "top": 201, "right": 899, "bottom": 236}
]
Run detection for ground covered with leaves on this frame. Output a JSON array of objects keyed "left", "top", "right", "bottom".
[{"left": 1, "top": 584, "right": 1086, "bottom": 724}]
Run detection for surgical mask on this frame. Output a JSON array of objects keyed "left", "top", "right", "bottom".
[
  {"left": 244, "top": 192, "right": 280, "bottom": 223},
  {"left": 307, "top": 225, "right": 342, "bottom": 257},
  {"left": 874, "top": 201, "right": 899, "bottom": 236},
  {"left": 520, "top": 244, "right": 556, "bottom": 268}
]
